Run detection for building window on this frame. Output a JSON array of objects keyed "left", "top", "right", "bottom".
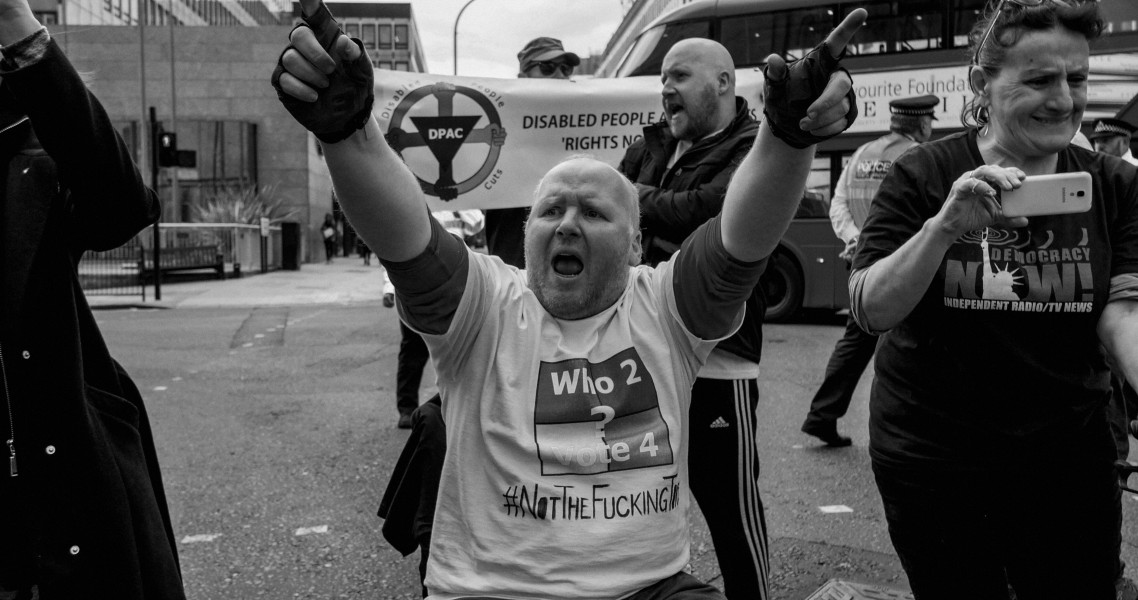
[
  {"left": 394, "top": 62, "right": 408, "bottom": 71},
  {"left": 361, "top": 23, "right": 376, "bottom": 50},
  {"left": 394, "top": 24, "right": 408, "bottom": 49},
  {"left": 33, "top": 10, "right": 57, "bottom": 24},
  {"left": 378, "top": 23, "right": 393, "bottom": 49},
  {"left": 345, "top": 22, "right": 359, "bottom": 38},
  {"left": 378, "top": 61, "right": 393, "bottom": 70}
]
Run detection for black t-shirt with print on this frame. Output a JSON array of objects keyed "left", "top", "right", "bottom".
[{"left": 854, "top": 129, "right": 1138, "bottom": 469}]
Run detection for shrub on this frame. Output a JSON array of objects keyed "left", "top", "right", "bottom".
[{"left": 188, "top": 183, "right": 297, "bottom": 225}]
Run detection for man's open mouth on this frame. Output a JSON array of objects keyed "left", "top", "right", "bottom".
[
  {"left": 666, "top": 102, "right": 685, "bottom": 118},
  {"left": 552, "top": 253, "right": 584, "bottom": 276}
]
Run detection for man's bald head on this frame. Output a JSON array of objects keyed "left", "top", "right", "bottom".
[
  {"left": 659, "top": 39, "right": 737, "bottom": 141},
  {"left": 665, "top": 39, "right": 736, "bottom": 89},
  {"left": 532, "top": 156, "right": 640, "bottom": 233}
]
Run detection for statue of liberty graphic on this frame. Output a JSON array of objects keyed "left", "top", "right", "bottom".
[{"left": 980, "top": 227, "right": 1022, "bottom": 300}]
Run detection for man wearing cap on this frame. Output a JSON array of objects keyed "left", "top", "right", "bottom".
[
  {"left": 800, "top": 94, "right": 937, "bottom": 447},
  {"left": 1089, "top": 117, "right": 1138, "bottom": 166},
  {"left": 481, "top": 37, "right": 581, "bottom": 269}
]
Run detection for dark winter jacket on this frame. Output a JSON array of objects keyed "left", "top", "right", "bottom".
[
  {"left": 0, "top": 32, "right": 185, "bottom": 599},
  {"left": 619, "top": 97, "right": 766, "bottom": 364}
]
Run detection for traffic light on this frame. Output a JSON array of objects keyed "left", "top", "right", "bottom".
[{"left": 157, "top": 131, "right": 178, "bottom": 167}]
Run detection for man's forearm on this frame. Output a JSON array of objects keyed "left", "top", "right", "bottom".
[
  {"left": 321, "top": 117, "right": 432, "bottom": 262},
  {"left": 720, "top": 124, "right": 813, "bottom": 262},
  {"left": 0, "top": 0, "right": 41, "bottom": 47},
  {"left": 1100, "top": 300, "right": 1138, "bottom": 390}
]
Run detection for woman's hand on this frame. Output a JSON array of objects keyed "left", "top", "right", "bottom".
[{"left": 931, "top": 165, "right": 1029, "bottom": 238}]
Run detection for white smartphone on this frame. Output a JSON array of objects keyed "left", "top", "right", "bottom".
[{"left": 1000, "top": 172, "right": 1092, "bottom": 218}]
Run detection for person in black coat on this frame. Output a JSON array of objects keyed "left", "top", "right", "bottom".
[{"left": 0, "top": 1, "right": 186, "bottom": 597}]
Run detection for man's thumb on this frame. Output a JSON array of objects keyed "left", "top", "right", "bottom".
[{"left": 764, "top": 54, "right": 787, "bottom": 82}]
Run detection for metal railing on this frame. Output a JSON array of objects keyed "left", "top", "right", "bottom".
[
  {"left": 77, "top": 239, "right": 146, "bottom": 298},
  {"left": 80, "top": 222, "right": 284, "bottom": 298}
]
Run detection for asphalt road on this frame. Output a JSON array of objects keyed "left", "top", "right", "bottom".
[{"left": 92, "top": 302, "right": 1138, "bottom": 599}]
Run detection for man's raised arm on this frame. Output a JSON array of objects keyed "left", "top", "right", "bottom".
[
  {"left": 272, "top": 0, "right": 430, "bottom": 262},
  {"left": 721, "top": 9, "right": 866, "bottom": 263}
]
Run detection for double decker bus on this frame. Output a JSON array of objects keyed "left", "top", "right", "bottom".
[{"left": 606, "top": 0, "right": 1138, "bottom": 320}]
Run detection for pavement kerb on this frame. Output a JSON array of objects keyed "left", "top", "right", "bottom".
[{"left": 85, "top": 259, "right": 389, "bottom": 310}]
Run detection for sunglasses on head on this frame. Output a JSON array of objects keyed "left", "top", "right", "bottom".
[
  {"left": 530, "top": 61, "right": 573, "bottom": 77},
  {"left": 972, "top": 0, "right": 1074, "bottom": 66}
]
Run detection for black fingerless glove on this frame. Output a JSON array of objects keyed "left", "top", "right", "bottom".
[
  {"left": 270, "top": 1, "right": 374, "bottom": 144},
  {"left": 763, "top": 41, "right": 857, "bottom": 149}
]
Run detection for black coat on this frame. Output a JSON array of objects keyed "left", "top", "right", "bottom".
[
  {"left": 0, "top": 36, "right": 185, "bottom": 599},
  {"left": 619, "top": 97, "right": 767, "bottom": 364}
]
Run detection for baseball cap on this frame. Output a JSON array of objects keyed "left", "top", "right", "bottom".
[{"left": 517, "top": 37, "right": 580, "bottom": 71}]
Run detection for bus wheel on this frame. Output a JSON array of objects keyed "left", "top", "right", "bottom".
[{"left": 762, "top": 252, "right": 803, "bottom": 322}]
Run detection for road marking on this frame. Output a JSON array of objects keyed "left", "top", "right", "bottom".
[
  {"left": 153, "top": 386, "right": 168, "bottom": 391},
  {"left": 182, "top": 533, "right": 222, "bottom": 543},
  {"left": 242, "top": 342, "right": 254, "bottom": 348},
  {"left": 288, "top": 309, "right": 327, "bottom": 326},
  {"left": 792, "top": 444, "right": 804, "bottom": 449},
  {"left": 295, "top": 525, "right": 329, "bottom": 536},
  {"left": 818, "top": 505, "right": 853, "bottom": 514},
  {"left": 172, "top": 376, "right": 183, "bottom": 381},
  {"left": 255, "top": 334, "right": 265, "bottom": 338}
]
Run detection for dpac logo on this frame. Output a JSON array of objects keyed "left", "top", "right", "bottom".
[{"left": 383, "top": 81, "right": 507, "bottom": 201}]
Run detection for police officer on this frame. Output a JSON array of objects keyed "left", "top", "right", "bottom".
[
  {"left": 1088, "top": 117, "right": 1138, "bottom": 166},
  {"left": 801, "top": 94, "right": 938, "bottom": 446}
]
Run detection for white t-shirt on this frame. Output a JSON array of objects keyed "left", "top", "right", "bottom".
[{"left": 416, "top": 251, "right": 737, "bottom": 599}]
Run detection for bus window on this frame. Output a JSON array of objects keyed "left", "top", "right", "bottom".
[
  {"left": 782, "top": 7, "right": 835, "bottom": 59},
  {"left": 720, "top": 6, "right": 834, "bottom": 65},
  {"left": 951, "top": 0, "right": 986, "bottom": 48},
  {"left": 846, "top": 1, "right": 944, "bottom": 54},
  {"left": 1101, "top": 0, "right": 1138, "bottom": 34},
  {"left": 720, "top": 13, "right": 774, "bottom": 66},
  {"left": 805, "top": 154, "right": 834, "bottom": 208},
  {"left": 614, "top": 19, "right": 712, "bottom": 77}
]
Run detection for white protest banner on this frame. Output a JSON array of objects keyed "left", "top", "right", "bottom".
[{"left": 373, "top": 69, "right": 765, "bottom": 211}]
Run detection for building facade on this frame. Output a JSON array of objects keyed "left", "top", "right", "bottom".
[
  {"left": 307, "top": 2, "right": 427, "bottom": 73},
  {"left": 36, "top": 1, "right": 425, "bottom": 263},
  {"left": 31, "top": 0, "right": 290, "bottom": 26}
]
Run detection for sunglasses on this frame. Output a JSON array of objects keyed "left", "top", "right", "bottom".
[
  {"left": 972, "top": 0, "right": 1073, "bottom": 66},
  {"left": 529, "top": 61, "right": 573, "bottom": 77}
]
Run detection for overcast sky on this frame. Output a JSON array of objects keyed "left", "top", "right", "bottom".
[{"left": 389, "top": 0, "right": 626, "bottom": 78}]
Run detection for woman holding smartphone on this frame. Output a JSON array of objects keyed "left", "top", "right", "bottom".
[{"left": 849, "top": 1, "right": 1138, "bottom": 598}]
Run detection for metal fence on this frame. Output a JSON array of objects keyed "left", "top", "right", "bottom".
[
  {"left": 77, "top": 238, "right": 147, "bottom": 299},
  {"left": 80, "top": 223, "right": 284, "bottom": 298}
]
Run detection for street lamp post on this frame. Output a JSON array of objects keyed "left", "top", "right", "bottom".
[{"left": 452, "top": 0, "right": 480, "bottom": 76}]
